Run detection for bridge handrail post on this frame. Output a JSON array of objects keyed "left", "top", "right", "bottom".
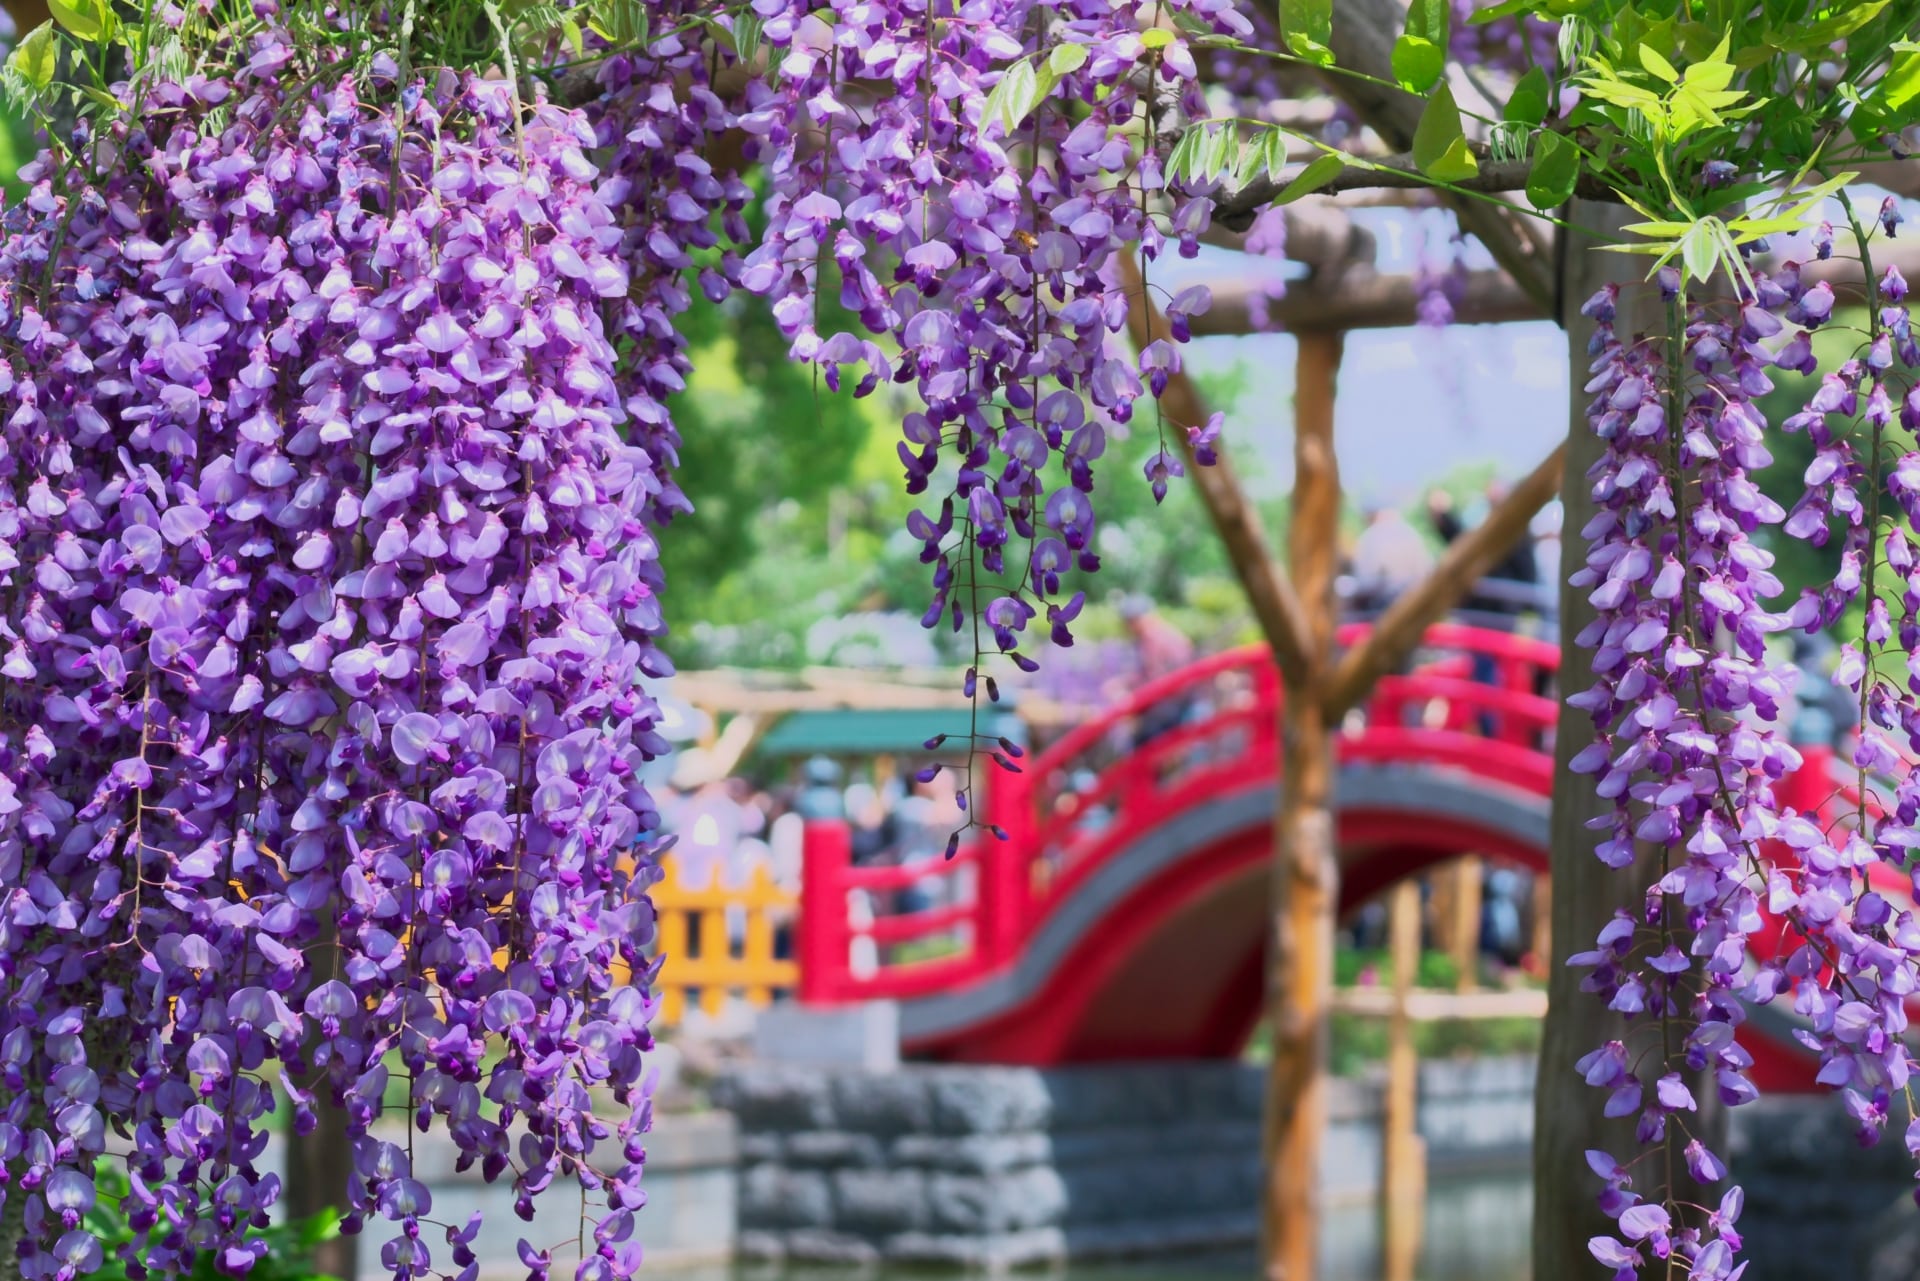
[
  {"left": 796, "top": 775, "right": 856, "bottom": 1004},
  {"left": 979, "top": 755, "right": 1036, "bottom": 970}
]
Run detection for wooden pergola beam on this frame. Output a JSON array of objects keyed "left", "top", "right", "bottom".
[
  {"left": 1191, "top": 268, "right": 1539, "bottom": 335},
  {"left": 1186, "top": 234, "right": 1920, "bottom": 337},
  {"left": 1199, "top": 200, "right": 1379, "bottom": 279},
  {"left": 1322, "top": 442, "right": 1565, "bottom": 719},
  {"left": 1119, "top": 251, "right": 1317, "bottom": 689},
  {"left": 1295, "top": 0, "right": 1558, "bottom": 318}
]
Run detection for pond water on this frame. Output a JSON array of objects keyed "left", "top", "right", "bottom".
[{"left": 711, "top": 1172, "right": 1532, "bottom": 1281}]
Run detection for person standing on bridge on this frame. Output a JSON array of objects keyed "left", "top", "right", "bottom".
[
  {"left": 1116, "top": 595, "right": 1195, "bottom": 749},
  {"left": 1351, "top": 503, "right": 1434, "bottom": 615}
]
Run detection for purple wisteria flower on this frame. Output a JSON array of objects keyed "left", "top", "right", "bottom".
[
  {"left": 1569, "top": 224, "right": 1920, "bottom": 1278},
  {"left": 0, "top": 12, "right": 750, "bottom": 1276}
]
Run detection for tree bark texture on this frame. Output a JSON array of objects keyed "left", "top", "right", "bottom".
[
  {"left": 1532, "top": 201, "right": 1727, "bottom": 1279},
  {"left": 1261, "top": 331, "right": 1344, "bottom": 1281},
  {"left": 285, "top": 916, "right": 360, "bottom": 1281}
]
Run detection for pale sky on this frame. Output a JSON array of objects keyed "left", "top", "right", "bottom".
[
  {"left": 1162, "top": 205, "right": 1572, "bottom": 506},
  {"left": 1167, "top": 192, "right": 1920, "bottom": 506}
]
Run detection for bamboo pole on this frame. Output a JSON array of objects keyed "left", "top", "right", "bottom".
[
  {"left": 1261, "top": 330, "right": 1344, "bottom": 1281},
  {"left": 1380, "top": 877, "right": 1427, "bottom": 1281}
]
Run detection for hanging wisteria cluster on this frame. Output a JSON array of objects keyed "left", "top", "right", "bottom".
[
  {"left": 0, "top": 0, "right": 1257, "bottom": 1273},
  {"left": 1567, "top": 206, "right": 1920, "bottom": 1277},
  {"left": 0, "top": 7, "right": 753, "bottom": 1276},
  {"left": 4, "top": 0, "right": 1920, "bottom": 1278},
  {"left": 742, "top": 0, "right": 1244, "bottom": 687}
]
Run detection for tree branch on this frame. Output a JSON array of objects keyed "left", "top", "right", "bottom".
[
  {"left": 1118, "top": 250, "right": 1316, "bottom": 689},
  {"left": 1313, "top": 0, "right": 1559, "bottom": 319},
  {"left": 1321, "top": 441, "right": 1565, "bottom": 719},
  {"left": 1213, "top": 151, "right": 1622, "bottom": 225}
]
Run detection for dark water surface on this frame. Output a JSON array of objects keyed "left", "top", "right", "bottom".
[{"left": 716, "top": 1173, "right": 1532, "bottom": 1281}]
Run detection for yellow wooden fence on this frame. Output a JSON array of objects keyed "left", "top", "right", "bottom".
[{"left": 648, "top": 865, "right": 800, "bottom": 1025}]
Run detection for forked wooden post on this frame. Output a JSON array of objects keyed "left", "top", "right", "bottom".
[
  {"left": 1117, "top": 246, "right": 1564, "bottom": 1281},
  {"left": 1262, "top": 330, "right": 1344, "bottom": 1281},
  {"left": 1380, "top": 878, "right": 1428, "bottom": 1281}
]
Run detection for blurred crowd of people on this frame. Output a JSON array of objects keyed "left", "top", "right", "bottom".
[{"left": 1345, "top": 480, "right": 1561, "bottom": 619}]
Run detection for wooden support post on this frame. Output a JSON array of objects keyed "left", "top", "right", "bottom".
[
  {"left": 1447, "top": 856, "right": 1481, "bottom": 993},
  {"left": 1262, "top": 331, "right": 1344, "bottom": 1281},
  {"left": 1380, "top": 878, "right": 1427, "bottom": 1281},
  {"left": 1529, "top": 873, "right": 1552, "bottom": 978}
]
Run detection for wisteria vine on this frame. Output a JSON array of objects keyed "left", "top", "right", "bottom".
[
  {"left": 1568, "top": 202, "right": 1920, "bottom": 1279},
  {"left": 1, "top": 2, "right": 1919, "bottom": 1281},
  {"left": 0, "top": 0, "right": 1249, "bottom": 1275},
  {"left": 738, "top": 0, "right": 1248, "bottom": 818},
  {"left": 0, "top": 9, "right": 747, "bottom": 1279}
]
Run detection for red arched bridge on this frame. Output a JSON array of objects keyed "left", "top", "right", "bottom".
[{"left": 789, "top": 623, "right": 1866, "bottom": 1089}]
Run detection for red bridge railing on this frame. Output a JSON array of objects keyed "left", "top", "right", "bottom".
[{"left": 797, "top": 623, "right": 1561, "bottom": 1006}]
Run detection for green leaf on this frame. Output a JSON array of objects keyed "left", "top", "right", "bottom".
[
  {"left": 1273, "top": 152, "right": 1346, "bottom": 203},
  {"left": 1679, "top": 220, "right": 1719, "bottom": 284},
  {"left": 1259, "top": 126, "right": 1289, "bottom": 180},
  {"left": 1280, "top": 0, "right": 1333, "bottom": 63},
  {"left": 1880, "top": 41, "right": 1920, "bottom": 115},
  {"left": 1391, "top": 34, "right": 1444, "bottom": 91},
  {"left": 1405, "top": 0, "right": 1447, "bottom": 43},
  {"left": 1048, "top": 42, "right": 1089, "bottom": 75},
  {"left": 1621, "top": 219, "right": 1696, "bottom": 236},
  {"left": 1525, "top": 130, "right": 1579, "bottom": 209},
  {"left": 1426, "top": 136, "right": 1479, "bottom": 182},
  {"left": 1469, "top": 0, "right": 1533, "bottom": 23},
  {"left": 1201, "top": 121, "right": 1236, "bottom": 180},
  {"left": 1577, "top": 61, "right": 1667, "bottom": 122},
  {"left": 1164, "top": 126, "right": 1199, "bottom": 184},
  {"left": 1638, "top": 43, "right": 1679, "bottom": 82},
  {"left": 8, "top": 23, "right": 56, "bottom": 92},
  {"left": 983, "top": 58, "right": 1037, "bottom": 132},
  {"left": 1469, "top": 0, "right": 1588, "bottom": 23},
  {"left": 46, "top": 0, "right": 106, "bottom": 42},
  {"left": 1774, "top": 0, "right": 1888, "bottom": 52},
  {"left": 77, "top": 82, "right": 123, "bottom": 113},
  {"left": 1140, "top": 27, "right": 1174, "bottom": 50},
  {"left": 1505, "top": 66, "right": 1551, "bottom": 127},
  {"left": 560, "top": 16, "right": 584, "bottom": 57},
  {"left": 1412, "top": 84, "right": 1476, "bottom": 178}
]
